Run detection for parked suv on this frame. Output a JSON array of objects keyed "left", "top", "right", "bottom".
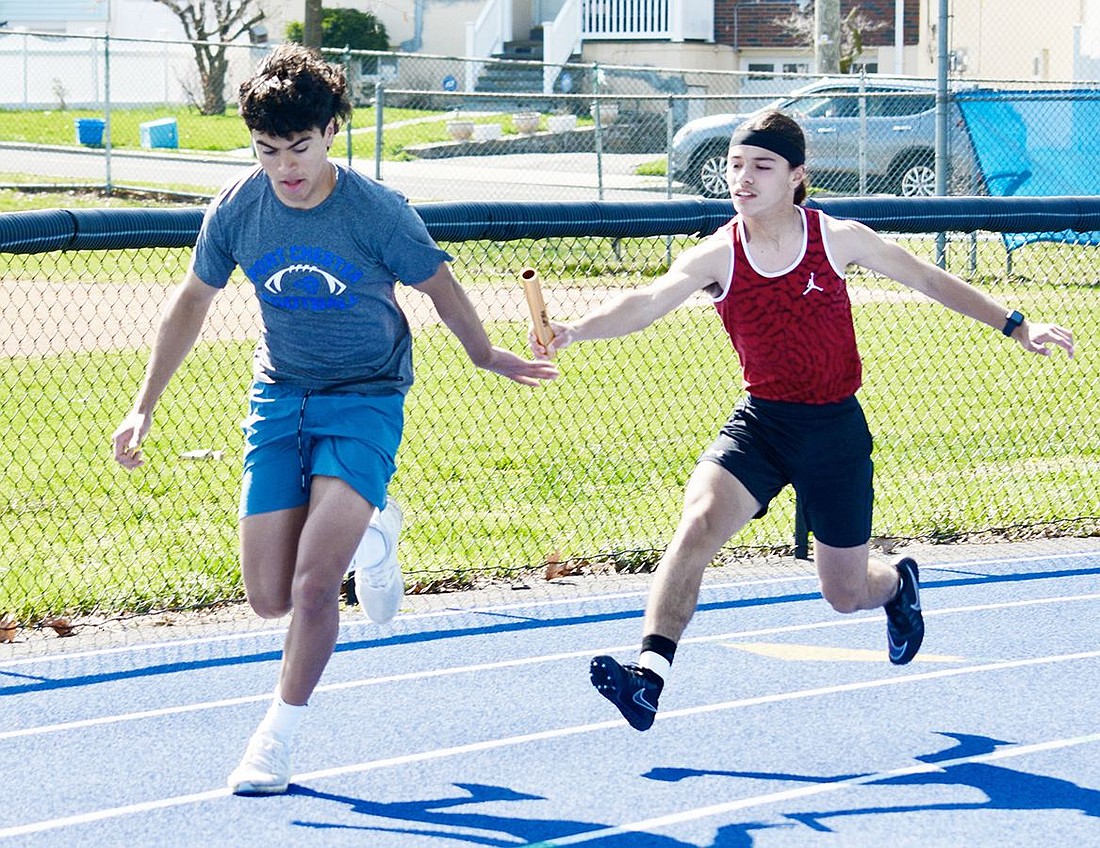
[{"left": 671, "top": 78, "right": 977, "bottom": 198}]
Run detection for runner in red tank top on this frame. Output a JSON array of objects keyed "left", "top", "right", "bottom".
[
  {"left": 529, "top": 110, "right": 1074, "bottom": 732},
  {"left": 714, "top": 205, "right": 860, "bottom": 404}
]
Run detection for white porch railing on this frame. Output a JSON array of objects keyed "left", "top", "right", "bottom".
[
  {"left": 582, "top": 0, "right": 713, "bottom": 41},
  {"left": 464, "top": 0, "right": 512, "bottom": 91},
  {"left": 584, "top": 0, "right": 668, "bottom": 39},
  {"left": 542, "top": 0, "right": 582, "bottom": 94}
]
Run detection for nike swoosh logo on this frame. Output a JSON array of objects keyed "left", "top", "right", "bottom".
[
  {"left": 632, "top": 688, "right": 657, "bottom": 713},
  {"left": 888, "top": 631, "right": 908, "bottom": 661},
  {"left": 900, "top": 574, "right": 922, "bottom": 612}
]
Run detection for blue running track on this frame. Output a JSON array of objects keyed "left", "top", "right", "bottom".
[{"left": 2, "top": 542, "right": 1098, "bottom": 847}]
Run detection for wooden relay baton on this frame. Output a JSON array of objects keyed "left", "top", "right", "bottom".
[{"left": 521, "top": 267, "right": 555, "bottom": 350}]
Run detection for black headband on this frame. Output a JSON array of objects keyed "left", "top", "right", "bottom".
[{"left": 729, "top": 128, "right": 805, "bottom": 167}]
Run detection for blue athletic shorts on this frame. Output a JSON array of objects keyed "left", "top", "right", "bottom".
[
  {"left": 698, "top": 394, "right": 874, "bottom": 548},
  {"left": 239, "top": 381, "right": 404, "bottom": 519}
]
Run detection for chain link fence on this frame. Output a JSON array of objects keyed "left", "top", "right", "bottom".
[
  {"left": 1, "top": 32, "right": 1097, "bottom": 644},
  {"left": 2, "top": 202, "right": 1096, "bottom": 637},
  {"left": 3, "top": 32, "right": 1100, "bottom": 204}
]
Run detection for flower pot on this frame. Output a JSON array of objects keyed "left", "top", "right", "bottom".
[
  {"left": 473, "top": 123, "right": 503, "bottom": 142},
  {"left": 447, "top": 120, "right": 475, "bottom": 141},
  {"left": 513, "top": 112, "right": 540, "bottom": 134},
  {"left": 547, "top": 114, "right": 577, "bottom": 134},
  {"left": 593, "top": 102, "right": 618, "bottom": 125}
]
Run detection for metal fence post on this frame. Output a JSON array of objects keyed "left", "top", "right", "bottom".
[
  {"left": 344, "top": 47, "right": 353, "bottom": 170},
  {"left": 935, "top": 0, "right": 949, "bottom": 267},
  {"left": 858, "top": 70, "right": 867, "bottom": 195},
  {"left": 21, "top": 31, "right": 29, "bottom": 105},
  {"left": 593, "top": 99, "right": 604, "bottom": 200},
  {"left": 104, "top": 33, "right": 112, "bottom": 196},
  {"left": 666, "top": 94, "right": 675, "bottom": 264},
  {"left": 374, "top": 81, "right": 385, "bottom": 181},
  {"left": 593, "top": 63, "right": 603, "bottom": 200}
]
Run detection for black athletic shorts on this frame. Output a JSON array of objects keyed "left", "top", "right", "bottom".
[{"left": 698, "top": 394, "right": 873, "bottom": 548}]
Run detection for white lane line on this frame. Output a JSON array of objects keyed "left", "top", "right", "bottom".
[
  {"left": 655, "top": 649, "right": 1100, "bottom": 724},
  {"left": 2, "top": 649, "right": 1097, "bottom": 841},
  {"left": 3, "top": 549, "right": 1095, "bottom": 668},
  {"left": 524, "top": 731, "right": 1100, "bottom": 847},
  {"left": 3, "top": 592, "right": 1099, "bottom": 741}
]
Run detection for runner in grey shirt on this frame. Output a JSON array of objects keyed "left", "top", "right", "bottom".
[
  {"left": 193, "top": 162, "right": 443, "bottom": 396},
  {"left": 112, "top": 44, "right": 558, "bottom": 795}
]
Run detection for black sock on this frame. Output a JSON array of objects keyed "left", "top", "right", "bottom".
[{"left": 641, "top": 634, "right": 677, "bottom": 663}]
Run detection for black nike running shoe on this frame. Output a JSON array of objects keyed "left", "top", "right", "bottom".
[
  {"left": 884, "top": 557, "right": 924, "bottom": 665},
  {"left": 590, "top": 655, "right": 663, "bottom": 731}
]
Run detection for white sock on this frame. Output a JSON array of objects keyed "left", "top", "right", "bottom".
[
  {"left": 256, "top": 694, "right": 307, "bottom": 743},
  {"left": 638, "top": 651, "right": 671, "bottom": 683}
]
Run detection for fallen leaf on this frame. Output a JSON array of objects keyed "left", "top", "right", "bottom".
[
  {"left": 545, "top": 562, "right": 568, "bottom": 580},
  {"left": 0, "top": 613, "right": 17, "bottom": 643},
  {"left": 545, "top": 551, "right": 582, "bottom": 580},
  {"left": 42, "top": 617, "right": 75, "bottom": 637},
  {"left": 870, "top": 536, "right": 901, "bottom": 554}
]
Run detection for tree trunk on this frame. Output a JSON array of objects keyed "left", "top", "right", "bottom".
[
  {"left": 200, "top": 50, "right": 229, "bottom": 115},
  {"left": 304, "top": 0, "right": 324, "bottom": 50}
]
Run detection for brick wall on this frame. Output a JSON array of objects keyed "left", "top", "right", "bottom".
[{"left": 714, "top": 0, "right": 920, "bottom": 50}]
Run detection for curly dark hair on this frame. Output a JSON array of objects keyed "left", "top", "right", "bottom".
[{"left": 238, "top": 44, "right": 352, "bottom": 138}]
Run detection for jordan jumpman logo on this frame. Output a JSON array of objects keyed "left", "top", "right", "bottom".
[{"left": 802, "top": 272, "right": 824, "bottom": 296}]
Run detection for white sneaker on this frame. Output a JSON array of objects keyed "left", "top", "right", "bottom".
[
  {"left": 351, "top": 495, "right": 404, "bottom": 624},
  {"left": 228, "top": 732, "right": 290, "bottom": 795}
]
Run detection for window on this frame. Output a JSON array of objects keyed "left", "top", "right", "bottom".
[
  {"left": 360, "top": 55, "right": 398, "bottom": 81},
  {"left": 868, "top": 91, "right": 935, "bottom": 118},
  {"left": 786, "top": 93, "right": 839, "bottom": 118},
  {"left": 827, "top": 95, "right": 861, "bottom": 118}
]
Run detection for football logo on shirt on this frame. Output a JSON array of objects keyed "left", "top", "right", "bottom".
[
  {"left": 263, "top": 263, "right": 346, "bottom": 295},
  {"left": 248, "top": 247, "right": 364, "bottom": 312}
]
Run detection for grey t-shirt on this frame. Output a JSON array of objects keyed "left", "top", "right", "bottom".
[{"left": 192, "top": 163, "right": 451, "bottom": 395}]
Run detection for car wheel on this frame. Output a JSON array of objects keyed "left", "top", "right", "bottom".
[
  {"left": 694, "top": 149, "right": 729, "bottom": 198},
  {"left": 897, "top": 159, "right": 936, "bottom": 197}
]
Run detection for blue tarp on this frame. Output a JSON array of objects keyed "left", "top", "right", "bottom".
[{"left": 955, "top": 88, "right": 1100, "bottom": 250}]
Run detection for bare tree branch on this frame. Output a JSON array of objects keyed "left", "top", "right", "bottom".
[
  {"left": 776, "top": 2, "right": 886, "bottom": 74},
  {"left": 154, "top": 0, "right": 265, "bottom": 114}
]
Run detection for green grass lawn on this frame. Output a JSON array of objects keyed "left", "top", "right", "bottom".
[
  {"left": 1, "top": 105, "right": 435, "bottom": 153},
  {"left": 3, "top": 107, "right": 250, "bottom": 151},
  {"left": 0, "top": 105, "right": 590, "bottom": 162},
  {"left": 0, "top": 181, "right": 215, "bottom": 210},
  {"left": 1, "top": 285, "right": 1095, "bottom": 622},
  {"left": 0, "top": 190, "right": 1095, "bottom": 623},
  {"left": 634, "top": 158, "right": 667, "bottom": 177}
]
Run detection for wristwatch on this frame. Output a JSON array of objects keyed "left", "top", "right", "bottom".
[{"left": 1002, "top": 309, "right": 1025, "bottom": 337}]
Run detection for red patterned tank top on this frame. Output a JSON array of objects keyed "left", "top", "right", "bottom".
[{"left": 711, "top": 207, "right": 861, "bottom": 404}]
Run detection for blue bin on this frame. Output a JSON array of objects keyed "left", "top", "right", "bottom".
[
  {"left": 139, "top": 117, "right": 179, "bottom": 149},
  {"left": 75, "top": 118, "right": 105, "bottom": 147}
]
